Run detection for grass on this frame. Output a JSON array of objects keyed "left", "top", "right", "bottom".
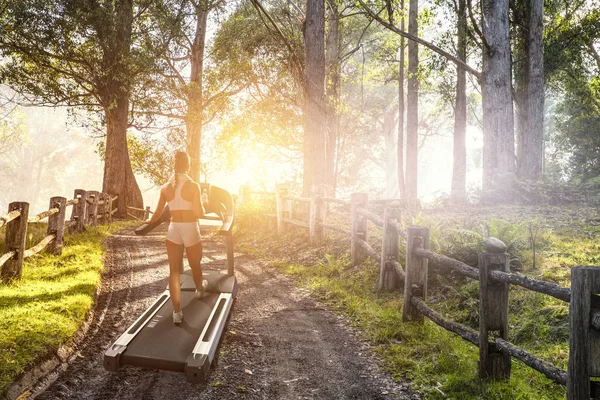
[
  {"left": 233, "top": 200, "right": 600, "bottom": 399},
  {"left": 0, "top": 221, "right": 132, "bottom": 396}
]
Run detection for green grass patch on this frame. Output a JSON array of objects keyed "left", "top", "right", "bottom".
[
  {"left": 234, "top": 202, "right": 597, "bottom": 399},
  {"left": 0, "top": 221, "right": 132, "bottom": 396}
]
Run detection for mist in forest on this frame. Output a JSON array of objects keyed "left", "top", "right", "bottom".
[{"left": 0, "top": 105, "right": 163, "bottom": 214}]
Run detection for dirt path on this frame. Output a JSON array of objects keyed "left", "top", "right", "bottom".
[{"left": 30, "top": 226, "right": 418, "bottom": 400}]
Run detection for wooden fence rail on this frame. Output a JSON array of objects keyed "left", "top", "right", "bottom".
[
  {"left": 0, "top": 210, "right": 22, "bottom": 229},
  {"left": 271, "top": 184, "right": 599, "bottom": 399},
  {"left": 1, "top": 189, "right": 119, "bottom": 283}
]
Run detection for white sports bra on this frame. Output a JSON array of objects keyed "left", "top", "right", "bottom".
[{"left": 168, "top": 174, "right": 194, "bottom": 211}]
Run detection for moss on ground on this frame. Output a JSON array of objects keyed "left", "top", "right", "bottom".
[
  {"left": 0, "top": 221, "right": 132, "bottom": 396},
  {"left": 234, "top": 200, "right": 599, "bottom": 399}
]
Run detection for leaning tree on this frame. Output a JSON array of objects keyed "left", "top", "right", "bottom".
[{"left": 0, "top": 0, "right": 178, "bottom": 214}]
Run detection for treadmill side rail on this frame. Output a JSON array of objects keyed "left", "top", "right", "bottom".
[
  {"left": 103, "top": 291, "right": 170, "bottom": 371},
  {"left": 103, "top": 345, "right": 126, "bottom": 372},
  {"left": 185, "top": 293, "right": 234, "bottom": 383},
  {"left": 184, "top": 354, "right": 209, "bottom": 384}
]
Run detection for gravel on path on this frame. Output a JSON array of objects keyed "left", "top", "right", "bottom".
[{"left": 28, "top": 226, "right": 418, "bottom": 400}]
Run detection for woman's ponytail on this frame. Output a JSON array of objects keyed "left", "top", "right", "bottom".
[{"left": 172, "top": 151, "right": 190, "bottom": 189}]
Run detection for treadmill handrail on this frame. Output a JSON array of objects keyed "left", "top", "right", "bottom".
[
  {"left": 220, "top": 214, "right": 233, "bottom": 234},
  {"left": 111, "top": 290, "right": 170, "bottom": 348}
]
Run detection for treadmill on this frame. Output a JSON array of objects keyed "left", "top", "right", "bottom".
[{"left": 103, "top": 184, "right": 237, "bottom": 383}]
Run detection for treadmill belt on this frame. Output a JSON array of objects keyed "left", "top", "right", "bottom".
[{"left": 121, "top": 291, "right": 219, "bottom": 372}]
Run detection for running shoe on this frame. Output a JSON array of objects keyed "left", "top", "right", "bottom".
[
  {"left": 195, "top": 279, "right": 209, "bottom": 299},
  {"left": 173, "top": 310, "right": 183, "bottom": 324}
]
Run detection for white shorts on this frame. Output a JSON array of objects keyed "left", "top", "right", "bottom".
[{"left": 166, "top": 222, "right": 202, "bottom": 247}]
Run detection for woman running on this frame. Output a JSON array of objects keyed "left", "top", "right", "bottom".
[{"left": 148, "top": 151, "right": 208, "bottom": 324}]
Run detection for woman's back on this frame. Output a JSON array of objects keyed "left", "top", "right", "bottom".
[{"left": 163, "top": 175, "right": 198, "bottom": 211}]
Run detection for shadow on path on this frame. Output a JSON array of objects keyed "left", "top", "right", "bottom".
[{"left": 32, "top": 225, "right": 417, "bottom": 400}]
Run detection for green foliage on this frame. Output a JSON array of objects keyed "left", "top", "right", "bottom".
[
  {"left": 544, "top": 3, "right": 600, "bottom": 184},
  {"left": 0, "top": 0, "right": 176, "bottom": 122},
  {"left": 0, "top": 108, "right": 27, "bottom": 156},
  {"left": 0, "top": 221, "right": 132, "bottom": 397},
  {"left": 234, "top": 197, "right": 276, "bottom": 237},
  {"left": 97, "top": 132, "right": 182, "bottom": 187},
  {"left": 214, "top": 1, "right": 304, "bottom": 173}
]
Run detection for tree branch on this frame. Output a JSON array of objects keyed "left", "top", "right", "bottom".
[
  {"left": 587, "top": 40, "right": 600, "bottom": 71},
  {"left": 338, "top": 19, "right": 374, "bottom": 65},
  {"left": 357, "top": 0, "right": 482, "bottom": 80},
  {"left": 467, "top": 0, "right": 488, "bottom": 50},
  {"left": 135, "top": 110, "right": 186, "bottom": 120},
  {"left": 249, "top": 0, "right": 304, "bottom": 82}
]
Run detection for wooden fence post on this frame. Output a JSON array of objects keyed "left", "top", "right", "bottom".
[
  {"left": 1, "top": 202, "right": 29, "bottom": 282},
  {"left": 71, "top": 189, "right": 87, "bottom": 233},
  {"left": 103, "top": 193, "right": 111, "bottom": 222},
  {"left": 144, "top": 206, "right": 151, "bottom": 221},
  {"left": 351, "top": 193, "right": 369, "bottom": 266},
  {"left": 275, "top": 183, "right": 291, "bottom": 235},
  {"left": 478, "top": 237, "right": 511, "bottom": 380},
  {"left": 402, "top": 226, "right": 429, "bottom": 322},
  {"left": 87, "top": 190, "right": 100, "bottom": 226},
  {"left": 97, "top": 191, "right": 104, "bottom": 225},
  {"left": 379, "top": 205, "right": 401, "bottom": 291},
  {"left": 309, "top": 185, "right": 326, "bottom": 246},
  {"left": 97, "top": 193, "right": 105, "bottom": 223},
  {"left": 567, "top": 266, "right": 600, "bottom": 399},
  {"left": 47, "top": 197, "right": 67, "bottom": 255},
  {"left": 107, "top": 194, "right": 114, "bottom": 224}
]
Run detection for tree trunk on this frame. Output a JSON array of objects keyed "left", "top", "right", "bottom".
[
  {"left": 481, "top": 0, "right": 515, "bottom": 197},
  {"left": 397, "top": 0, "right": 406, "bottom": 198},
  {"left": 513, "top": 0, "right": 529, "bottom": 180},
  {"left": 525, "top": 0, "right": 544, "bottom": 179},
  {"left": 451, "top": 0, "right": 467, "bottom": 202},
  {"left": 326, "top": 0, "right": 340, "bottom": 193},
  {"left": 514, "top": 0, "right": 543, "bottom": 181},
  {"left": 405, "top": 0, "right": 419, "bottom": 202},
  {"left": 384, "top": 105, "right": 399, "bottom": 198},
  {"left": 303, "top": 0, "right": 327, "bottom": 196},
  {"left": 187, "top": 2, "right": 209, "bottom": 182},
  {"left": 101, "top": 0, "right": 142, "bottom": 216},
  {"left": 103, "top": 95, "right": 143, "bottom": 217}
]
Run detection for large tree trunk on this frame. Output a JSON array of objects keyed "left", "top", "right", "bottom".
[
  {"left": 303, "top": 0, "right": 327, "bottom": 196},
  {"left": 102, "top": 0, "right": 142, "bottom": 216},
  {"left": 514, "top": 0, "right": 543, "bottom": 181},
  {"left": 451, "top": 0, "right": 467, "bottom": 202},
  {"left": 405, "top": 0, "right": 419, "bottom": 202},
  {"left": 525, "top": 0, "right": 544, "bottom": 179},
  {"left": 187, "top": 2, "right": 209, "bottom": 182},
  {"left": 397, "top": 0, "right": 406, "bottom": 198},
  {"left": 514, "top": 43, "right": 529, "bottom": 179},
  {"left": 384, "top": 105, "right": 399, "bottom": 198},
  {"left": 513, "top": 0, "right": 529, "bottom": 179},
  {"left": 103, "top": 95, "right": 143, "bottom": 216},
  {"left": 326, "top": 0, "right": 340, "bottom": 193},
  {"left": 481, "top": 0, "right": 515, "bottom": 197}
]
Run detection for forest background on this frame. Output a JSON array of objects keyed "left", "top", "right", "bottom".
[{"left": 0, "top": 0, "right": 598, "bottom": 213}]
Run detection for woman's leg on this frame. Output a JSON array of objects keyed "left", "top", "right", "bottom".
[
  {"left": 166, "top": 240, "right": 185, "bottom": 312},
  {"left": 186, "top": 241, "right": 204, "bottom": 290}
]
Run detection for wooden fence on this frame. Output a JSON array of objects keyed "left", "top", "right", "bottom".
[
  {"left": 271, "top": 183, "right": 600, "bottom": 400},
  {"left": 0, "top": 189, "right": 118, "bottom": 282}
]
